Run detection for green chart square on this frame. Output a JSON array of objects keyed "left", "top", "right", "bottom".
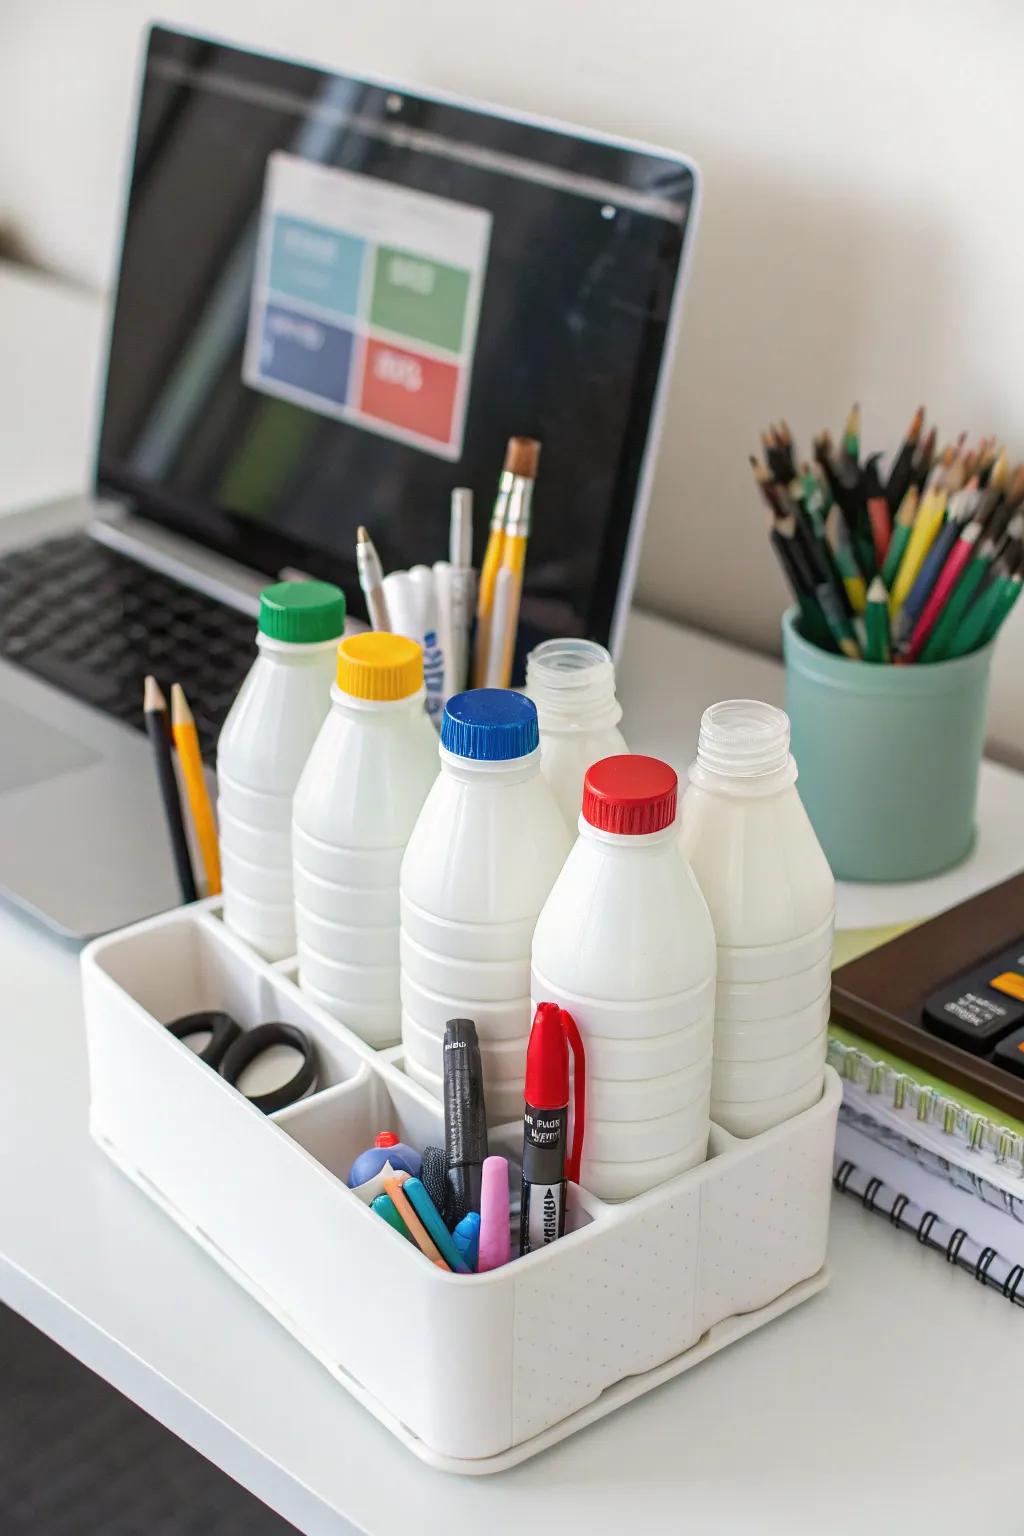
[{"left": 369, "top": 246, "right": 471, "bottom": 354}]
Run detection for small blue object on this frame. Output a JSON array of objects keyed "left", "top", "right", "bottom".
[
  {"left": 452, "top": 1211, "right": 481, "bottom": 1271},
  {"left": 440, "top": 689, "right": 539, "bottom": 762},
  {"left": 347, "top": 1135, "right": 421, "bottom": 1190}
]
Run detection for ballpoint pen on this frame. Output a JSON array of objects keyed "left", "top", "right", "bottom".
[{"left": 356, "top": 525, "right": 391, "bottom": 631}]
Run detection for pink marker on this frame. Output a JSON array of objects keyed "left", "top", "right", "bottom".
[{"left": 476, "top": 1156, "right": 511, "bottom": 1271}]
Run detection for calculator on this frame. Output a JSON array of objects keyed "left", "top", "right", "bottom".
[{"left": 923, "top": 940, "right": 1024, "bottom": 1071}]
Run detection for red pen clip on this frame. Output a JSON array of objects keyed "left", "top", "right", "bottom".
[{"left": 560, "top": 1008, "right": 586, "bottom": 1185}]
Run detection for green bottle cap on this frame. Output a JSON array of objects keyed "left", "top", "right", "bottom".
[{"left": 258, "top": 580, "right": 346, "bottom": 644}]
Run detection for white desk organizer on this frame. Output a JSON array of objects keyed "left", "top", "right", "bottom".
[{"left": 82, "top": 899, "right": 840, "bottom": 1474}]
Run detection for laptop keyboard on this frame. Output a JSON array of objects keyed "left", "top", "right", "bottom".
[{"left": 0, "top": 532, "right": 257, "bottom": 762}]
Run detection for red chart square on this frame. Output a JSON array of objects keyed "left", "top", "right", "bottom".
[{"left": 359, "top": 338, "right": 459, "bottom": 445}]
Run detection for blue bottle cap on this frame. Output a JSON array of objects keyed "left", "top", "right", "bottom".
[{"left": 440, "top": 689, "right": 540, "bottom": 762}]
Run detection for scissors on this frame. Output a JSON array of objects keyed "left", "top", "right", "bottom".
[{"left": 166, "top": 1011, "right": 319, "bottom": 1114}]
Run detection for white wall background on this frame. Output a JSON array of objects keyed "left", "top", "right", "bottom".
[{"left": 1, "top": 0, "right": 1021, "bottom": 756}]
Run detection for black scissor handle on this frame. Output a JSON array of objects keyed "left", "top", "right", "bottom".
[
  {"left": 166, "top": 1010, "right": 240, "bottom": 1066},
  {"left": 218, "top": 1021, "right": 319, "bottom": 1114}
]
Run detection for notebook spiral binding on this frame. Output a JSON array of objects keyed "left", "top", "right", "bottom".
[
  {"left": 827, "top": 1038, "right": 1024, "bottom": 1178},
  {"left": 833, "top": 1156, "right": 1024, "bottom": 1308}
]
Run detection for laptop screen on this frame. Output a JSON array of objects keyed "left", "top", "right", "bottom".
[{"left": 98, "top": 27, "right": 695, "bottom": 664}]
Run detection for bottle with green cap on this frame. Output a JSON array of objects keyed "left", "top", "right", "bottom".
[
  {"left": 217, "top": 580, "right": 346, "bottom": 961},
  {"left": 292, "top": 632, "right": 438, "bottom": 1045}
]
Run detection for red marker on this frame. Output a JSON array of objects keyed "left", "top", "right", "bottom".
[{"left": 519, "top": 1004, "right": 585, "bottom": 1255}]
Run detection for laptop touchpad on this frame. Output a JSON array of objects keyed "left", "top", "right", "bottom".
[{"left": 1, "top": 701, "right": 101, "bottom": 793}]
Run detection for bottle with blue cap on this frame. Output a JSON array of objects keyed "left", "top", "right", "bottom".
[{"left": 399, "top": 689, "right": 571, "bottom": 1125}]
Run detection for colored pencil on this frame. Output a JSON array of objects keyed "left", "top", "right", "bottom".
[
  {"left": 864, "top": 576, "right": 891, "bottom": 663},
  {"left": 922, "top": 528, "right": 1014, "bottom": 663},
  {"left": 906, "top": 519, "right": 983, "bottom": 662},
  {"left": 825, "top": 505, "right": 867, "bottom": 613},
  {"left": 842, "top": 402, "right": 860, "bottom": 465},
  {"left": 894, "top": 479, "right": 977, "bottom": 650},
  {"left": 144, "top": 676, "right": 198, "bottom": 904},
  {"left": 889, "top": 485, "right": 947, "bottom": 618},
  {"left": 945, "top": 544, "right": 1015, "bottom": 659},
  {"left": 170, "top": 683, "right": 221, "bottom": 898},
  {"left": 881, "top": 485, "right": 918, "bottom": 590},
  {"left": 885, "top": 405, "right": 924, "bottom": 514}
]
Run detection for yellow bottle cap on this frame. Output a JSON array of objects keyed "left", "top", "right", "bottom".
[{"left": 336, "top": 632, "right": 423, "bottom": 701}]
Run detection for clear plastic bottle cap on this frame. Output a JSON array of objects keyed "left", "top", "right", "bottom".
[
  {"left": 525, "top": 637, "right": 620, "bottom": 727},
  {"left": 696, "top": 700, "right": 791, "bottom": 779}
]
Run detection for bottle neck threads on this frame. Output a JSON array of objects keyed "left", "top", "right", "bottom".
[
  {"left": 525, "top": 638, "right": 622, "bottom": 731},
  {"left": 695, "top": 700, "right": 793, "bottom": 782}
]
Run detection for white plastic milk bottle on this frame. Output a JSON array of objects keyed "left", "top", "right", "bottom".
[
  {"left": 217, "top": 581, "right": 346, "bottom": 961},
  {"left": 525, "top": 637, "right": 628, "bottom": 827},
  {"left": 400, "top": 689, "right": 572, "bottom": 1125},
  {"left": 292, "top": 632, "right": 438, "bottom": 1046},
  {"left": 531, "top": 754, "right": 717, "bottom": 1201},
  {"left": 679, "top": 700, "right": 835, "bottom": 1137}
]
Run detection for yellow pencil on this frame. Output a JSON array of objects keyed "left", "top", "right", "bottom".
[
  {"left": 491, "top": 439, "right": 540, "bottom": 688},
  {"left": 170, "top": 683, "right": 221, "bottom": 897},
  {"left": 889, "top": 486, "right": 947, "bottom": 618}
]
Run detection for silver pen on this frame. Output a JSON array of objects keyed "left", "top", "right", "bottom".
[
  {"left": 448, "top": 488, "right": 476, "bottom": 694},
  {"left": 356, "top": 525, "right": 392, "bottom": 631}
]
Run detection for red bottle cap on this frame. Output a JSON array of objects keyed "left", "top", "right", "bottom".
[
  {"left": 582, "top": 754, "right": 678, "bottom": 836},
  {"left": 524, "top": 1002, "right": 569, "bottom": 1110},
  {"left": 374, "top": 1131, "right": 399, "bottom": 1148}
]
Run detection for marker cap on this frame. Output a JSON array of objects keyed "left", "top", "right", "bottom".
[
  {"left": 441, "top": 689, "right": 539, "bottom": 761},
  {"left": 524, "top": 1002, "right": 569, "bottom": 1109},
  {"left": 258, "top": 580, "right": 346, "bottom": 643},
  {"left": 582, "top": 754, "right": 677, "bottom": 835},
  {"left": 336, "top": 632, "right": 423, "bottom": 700}
]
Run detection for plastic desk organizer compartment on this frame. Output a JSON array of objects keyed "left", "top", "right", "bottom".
[{"left": 81, "top": 899, "right": 840, "bottom": 1474}]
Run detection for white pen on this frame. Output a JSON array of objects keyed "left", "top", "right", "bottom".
[
  {"left": 448, "top": 488, "right": 476, "bottom": 695},
  {"left": 484, "top": 567, "right": 515, "bottom": 688},
  {"left": 356, "top": 526, "right": 392, "bottom": 631}
]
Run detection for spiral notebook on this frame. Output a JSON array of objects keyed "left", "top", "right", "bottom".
[
  {"left": 834, "top": 1119, "right": 1024, "bottom": 1307},
  {"left": 829, "top": 923, "right": 1024, "bottom": 1308}
]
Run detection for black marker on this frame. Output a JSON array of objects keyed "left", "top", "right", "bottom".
[{"left": 443, "top": 1018, "right": 488, "bottom": 1219}]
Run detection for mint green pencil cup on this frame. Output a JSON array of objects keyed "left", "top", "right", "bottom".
[{"left": 782, "top": 607, "right": 995, "bottom": 882}]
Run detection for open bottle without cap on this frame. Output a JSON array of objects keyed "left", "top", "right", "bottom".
[
  {"left": 531, "top": 753, "right": 717, "bottom": 1200},
  {"left": 525, "top": 637, "right": 628, "bottom": 827},
  {"left": 679, "top": 700, "right": 835, "bottom": 1137},
  {"left": 217, "top": 581, "right": 346, "bottom": 961},
  {"left": 292, "top": 632, "right": 439, "bottom": 1046},
  {"left": 399, "top": 689, "right": 571, "bottom": 1126}
]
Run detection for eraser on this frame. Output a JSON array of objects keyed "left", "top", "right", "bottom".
[{"left": 477, "top": 1155, "right": 511, "bottom": 1272}]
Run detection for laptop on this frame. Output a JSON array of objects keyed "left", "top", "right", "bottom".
[{"left": 0, "top": 24, "right": 698, "bottom": 939}]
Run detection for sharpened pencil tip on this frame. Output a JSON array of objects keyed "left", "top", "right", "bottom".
[
  {"left": 143, "top": 675, "right": 165, "bottom": 712},
  {"left": 170, "top": 682, "right": 193, "bottom": 728},
  {"left": 356, "top": 525, "right": 369, "bottom": 544},
  {"left": 867, "top": 576, "right": 888, "bottom": 603}
]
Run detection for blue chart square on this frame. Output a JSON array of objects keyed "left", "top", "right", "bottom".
[
  {"left": 258, "top": 303, "right": 355, "bottom": 407},
  {"left": 268, "top": 216, "right": 365, "bottom": 318}
]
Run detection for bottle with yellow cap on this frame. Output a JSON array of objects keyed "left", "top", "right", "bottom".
[{"left": 292, "top": 632, "right": 438, "bottom": 1046}]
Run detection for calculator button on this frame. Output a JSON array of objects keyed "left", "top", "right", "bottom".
[
  {"left": 992, "top": 1026, "right": 1024, "bottom": 1078},
  {"left": 991, "top": 972, "right": 1024, "bottom": 1003}
]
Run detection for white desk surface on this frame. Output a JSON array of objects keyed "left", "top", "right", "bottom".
[{"left": 2, "top": 260, "right": 1023, "bottom": 1535}]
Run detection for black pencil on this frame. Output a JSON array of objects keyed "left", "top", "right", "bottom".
[
  {"left": 884, "top": 405, "right": 924, "bottom": 515},
  {"left": 144, "top": 675, "right": 198, "bottom": 903}
]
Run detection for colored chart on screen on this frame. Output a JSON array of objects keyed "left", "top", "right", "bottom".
[{"left": 243, "top": 153, "right": 492, "bottom": 460}]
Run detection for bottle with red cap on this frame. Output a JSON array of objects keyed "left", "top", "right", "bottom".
[{"left": 530, "top": 754, "right": 716, "bottom": 1201}]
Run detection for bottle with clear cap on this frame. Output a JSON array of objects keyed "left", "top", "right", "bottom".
[
  {"left": 679, "top": 699, "right": 835, "bottom": 1137},
  {"left": 292, "top": 632, "right": 439, "bottom": 1046},
  {"left": 217, "top": 581, "right": 346, "bottom": 961},
  {"left": 525, "top": 637, "right": 628, "bottom": 827},
  {"left": 531, "top": 754, "right": 717, "bottom": 1200},
  {"left": 399, "top": 689, "right": 572, "bottom": 1125}
]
